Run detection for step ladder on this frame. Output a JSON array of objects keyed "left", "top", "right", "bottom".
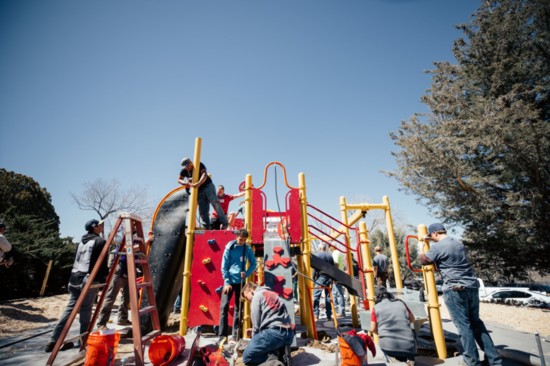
[{"left": 47, "top": 212, "right": 161, "bottom": 366}]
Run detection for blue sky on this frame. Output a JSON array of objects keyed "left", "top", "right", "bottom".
[{"left": 0, "top": 0, "right": 479, "bottom": 240}]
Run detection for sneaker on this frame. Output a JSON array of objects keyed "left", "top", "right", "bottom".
[
  {"left": 44, "top": 341, "right": 56, "bottom": 353},
  {"left": 97, "top": 324, "right": 109, "bottom": 331},
  {"left": 118, "top": 319, "right": 132, "bottom": 326}
]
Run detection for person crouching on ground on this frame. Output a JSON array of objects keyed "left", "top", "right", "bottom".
[
  {"left": 241, "top": 282, "right": 295, "bottom": 366},
  {"left": 370, "top": 287, "right": 417, "bottom": 365}
]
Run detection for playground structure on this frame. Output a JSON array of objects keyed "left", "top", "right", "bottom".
[{"left": 146, "top": 137, "right": 453, "bottom": 361}]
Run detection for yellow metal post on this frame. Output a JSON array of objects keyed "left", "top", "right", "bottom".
[
  {"left": 339, "top": 196, "right": 359, "bottom": 327},
  {"left": 241, "top": 174, "right": 254, "bottom": 336},
  {"left": 298, "top": 173, "right": 316, "bottom": 339},
  {"left": 419, "top": 224, "right": 447, "bottom": 359},
  {"left": 358, "top": 222, "right": 377, "bottom": 343},
  {"left": 383, "top": 196, "right": 403, "bottom": 289},
  {"left": 179, "top": 137, "right": 202, "bottom": 335}
]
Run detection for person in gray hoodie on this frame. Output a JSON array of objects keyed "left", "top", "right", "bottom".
[
  {"left": 241, "top": 282, "right": 295, "bottom": 365},
  {"left": 45, "top": 219, "right": 109, "bottom": 352}
]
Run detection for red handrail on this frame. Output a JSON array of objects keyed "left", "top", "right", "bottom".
[{"left": 405, "top": 235, "right": 423, "bottom": 273}]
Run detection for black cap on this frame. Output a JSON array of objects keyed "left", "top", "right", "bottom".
[
  {"left": 181, "top": 157, "right": 191, "bottom": 167},
  {"left": 427, "top": 223, "right": 446, "bottom": 237},
  {"left": 0, "top": 221, "right": 5, "bottom": 229},
  {"left": 85, "top": 219, "right": 104, "bottom": 231}
]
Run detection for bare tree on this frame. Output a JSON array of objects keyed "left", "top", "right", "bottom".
[{"left": 71, "top": 178, "right": 151, "bottom": 229}]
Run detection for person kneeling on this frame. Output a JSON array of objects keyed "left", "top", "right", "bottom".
[{"left": 241, "top": 282, "right": 294, "bottom": 365}]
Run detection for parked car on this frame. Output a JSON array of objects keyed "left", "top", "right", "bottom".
[
  {"left": 480, "top": 288, "right": 550, "bottom": 308},
  {"left": 477, "top": 278, "right": 529, "bottom": 298},
  {"left": 403, "top": 277, "right": 423, "bottom": 291},
  {"left": 501, "top": 282, "right": 550, "bottom": 296},
  {"left": 529, "top": 283, "right": 550, "bottom": 296}
]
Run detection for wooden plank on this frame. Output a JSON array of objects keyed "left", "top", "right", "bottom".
[{"left": 310, "top": 253, "right": 362, "bottom": 296}]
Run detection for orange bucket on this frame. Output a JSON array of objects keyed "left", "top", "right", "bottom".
[
  {"left": 85, "top": 330, "right": 121, "bottom": 366},
  {"left": 338, "top": 336, "right": 363, "bottom": 366},
  {"left": 148, "top": 334, "right": 186, "bottom": 366}
]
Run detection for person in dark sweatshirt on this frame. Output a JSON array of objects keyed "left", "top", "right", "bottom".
[{"left": 45, "top": 219, "right": 109, "bottom": 352}]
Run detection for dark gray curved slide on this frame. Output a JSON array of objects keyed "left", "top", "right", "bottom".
[{"left": 147, "top": 186, "right": 189, "bottom": 329}]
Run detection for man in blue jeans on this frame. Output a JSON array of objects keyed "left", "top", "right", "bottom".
[
  {"left": 45, "top": 219, "right": 109, "bottom": 352},
  {"left": 419, "top": 223, "right": 502, "bottom": 366},
  {"left": 178, "top": 157, "right": 227, "bottom": 230},
  {"left": 241, "top": 282, "right": 295, "bottom": 365},
  {"left": 312, "top": 242, "right": 334, "bottom": 321}
]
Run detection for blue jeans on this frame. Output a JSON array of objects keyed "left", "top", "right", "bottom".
[
  {"left": 243, "top": 327, "right": 294, "bottom": 365},
  {"left": 174, "top": 293, "right": 181, "bottom": 312},
  {"left": 198, "top": 183, "right": 227, "bottom": 229},
  {"left": 332, "top": 282, "right": 346, "bottom": 315},
  {"left": 313, "top": 276, "right": 332, "bottom": 319},
  {"left": 50, "top": 281, "right": 99, "bottom": 343},
  {"left": 443, "top": 287, "right": 502, "bottom": 366}
]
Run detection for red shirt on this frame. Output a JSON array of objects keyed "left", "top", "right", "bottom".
[{"left": 212, "top": 194, "right": 235, "bottom": 218}]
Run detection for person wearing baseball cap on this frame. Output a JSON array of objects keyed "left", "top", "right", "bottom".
[
  {"left": 45, "top": 219, "right": 109, "bottom": 352},
  {"left": 177, "top": 157, "right": 228, "bottom": 230},
  {"left": 419, "top": 223, "right": 502, "bottom": 366}
]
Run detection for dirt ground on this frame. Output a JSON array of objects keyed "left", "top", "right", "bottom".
[{"left": 1, "top": 294, "right": 549, "bottom": 339}]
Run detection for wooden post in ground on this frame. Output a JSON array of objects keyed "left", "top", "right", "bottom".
[{"left": 40, "top": 260, "right": 53, "bottom": 296}]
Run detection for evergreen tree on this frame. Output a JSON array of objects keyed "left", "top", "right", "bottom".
[
  {"left": 0, "top": 169, "right": 75, "bottom": 300},
  {"left": 388, "top": 0, "right": 550, "bottom": 280},
  {"left": 370, "top": 226, "right": 419, "bottom": 286}
]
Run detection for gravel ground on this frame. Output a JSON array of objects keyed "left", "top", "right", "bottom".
[{"left": 1, "top": 294, "right": 549, "bottom": 338}]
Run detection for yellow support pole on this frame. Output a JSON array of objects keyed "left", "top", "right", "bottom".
[
  {"left": 358, "top": 222, "right": 377, "bottom": 343},
  {"left": 298, "top": 173, "right": 316, "bottom": 339},
  {"left": 383, "top": 196, "right": 403, "bottom": 289},
  {"left": 419, "top": 224, "right": 447, "bottom": 359},
  {"left": 241, "top": 174, "right": 254, "bottom": 336},
  {"left": 179, "top": 137, "right": 202, "bottom": 335},
  {"left": 339, "top": 196, "right": 359, "bottom": 327}
]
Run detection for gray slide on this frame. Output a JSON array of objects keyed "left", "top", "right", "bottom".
[{"left": 147, "top": 186, "right": 189, "bottom": 329}]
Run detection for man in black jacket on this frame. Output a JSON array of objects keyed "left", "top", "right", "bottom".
[{"left": 45, "top": 219, "right": 109, "bottom": 352}]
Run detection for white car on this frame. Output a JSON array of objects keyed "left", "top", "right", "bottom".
[{"left": 481, "top": 288, "right": 550, "bottom": 308}]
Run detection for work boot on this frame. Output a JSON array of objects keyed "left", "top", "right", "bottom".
[
  {"left": 60, "top": 341, "right": 74, "bottom": 351},
  {"left": 44, "top": 341, "right": 56, "bottom": 353},
  {"left": 118, "top": 319, "right": 132, "bottom": 326}
]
